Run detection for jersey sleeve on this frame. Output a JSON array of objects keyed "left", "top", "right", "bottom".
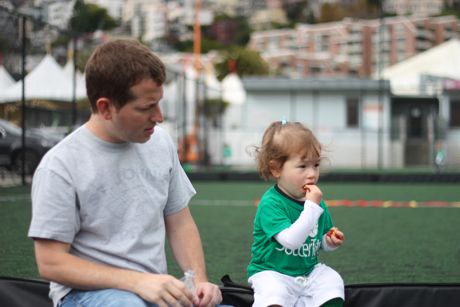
[{"left": 257, "top": 199, "right": 293, "bottom": 239}]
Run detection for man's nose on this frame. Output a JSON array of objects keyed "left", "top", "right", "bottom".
[{"left": 151, "top": 108, "right": 164, "bottom": 123}]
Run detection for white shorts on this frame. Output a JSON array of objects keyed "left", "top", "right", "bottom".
[{"left": 248, "top": 264, "right": 344, "bottom": 307}]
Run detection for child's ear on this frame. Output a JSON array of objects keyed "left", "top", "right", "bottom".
[{"left": 269, "top": 160, "right": 281, "bottom": 178}]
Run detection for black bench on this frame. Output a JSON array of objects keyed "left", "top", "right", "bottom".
[{"left": 2, "top": 275, "right": 460, "bottom": 307}]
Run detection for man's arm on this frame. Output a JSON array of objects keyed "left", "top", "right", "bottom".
[
  {"left": 33, "top": 239, "right": 194, "bottom": 307},
  {"left": 165, "top": 207, "right": 222, "bottom": 307}
]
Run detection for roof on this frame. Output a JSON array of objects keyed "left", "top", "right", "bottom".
[
  {"left": 0, "top": 66, "right": 14, "bottom": 90},
  {"left": 383, "top": 38, "right": 460, "bottom": 95},
  {"left": 242, "top": 77, "right": 390, "bottom": 92},
  {"left": 0, "top": 55, "right": 87, "bottom": 103}
]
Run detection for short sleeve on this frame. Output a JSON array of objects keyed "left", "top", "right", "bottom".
[
  {"left": 163, "top": 133, "right": 196, "bottom": 216},
  {"left": 28, "top": 167, "right": 80, "bottom": 243},
  {"left": 257, "top": 200, "right": 293, "bottom": 239}
]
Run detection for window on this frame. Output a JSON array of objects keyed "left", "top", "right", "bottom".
[
  {"left": 346, "top": 97, "right": 359, "bottom": 127},
  {"left": 450, "top": 100, "right": 460, "bottom": 127},
  {"left": 408, "top": 107, "right": 423, "bottom": 137}
]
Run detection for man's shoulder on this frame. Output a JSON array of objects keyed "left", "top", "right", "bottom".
[
  {"left": 149, "top": 125, "right": 174, "bottom": 147},
  {"left": 39, "top": 126, "right": 87, "bottom": 163},
  {"left": 152, "top": 125, "right": 169, "bottom": 138}
]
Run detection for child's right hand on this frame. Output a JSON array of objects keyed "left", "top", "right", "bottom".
[{"left": 303, "top": 184, "right": 322, "bottom": 205}]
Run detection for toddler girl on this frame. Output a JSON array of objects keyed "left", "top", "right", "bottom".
[{"left": 247, "top": 121, "right": 345, "bottom": 307}]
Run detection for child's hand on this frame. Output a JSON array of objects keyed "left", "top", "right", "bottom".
[
  {"left": 303, "top": 184, "right": 322, "bottom": 205},
  {"left": 326, "top": 227, "right": 344, "bottom": 247}
]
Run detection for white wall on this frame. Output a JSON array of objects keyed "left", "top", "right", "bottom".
[
  {"left": 446, "top": 130, "right": 460, "bottom": 165},
  {"left": 217, "top": 84, "right": 395, "bottom": 168}
]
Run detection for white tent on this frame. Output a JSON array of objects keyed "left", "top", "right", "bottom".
[
  {"left": 0, "top": 54, "right": 87, "bottom": 103},
  {"left": 221, "top": 73, "right": 246, "bottom": 105},
  {"left": 0, "top": 65, "right": 14, "bottom": 90},
  {"left": 204, "top": 63, "right": 221, "bottom": 99},
  {"left": 63, "top": 59, "right": 86, "bottom": 99},
  {"left": 383, "top": 38, "right": 460, "bottom": 95}
]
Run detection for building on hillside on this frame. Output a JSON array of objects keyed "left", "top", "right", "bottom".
[
  {"left": 248, "top": 15, "right": 460, "bottom": 78},
  {"left": 122, "top": 0, "right": 167, "bottom": 42},
  {"left": 37, "top": 0, "right": 75, "bottom": 30},
  {"left": 211, "top": 0, "right": 267, "bottom": 17},
  {"left": 384, "top": 0, "right": 444, "bottom": 17}
]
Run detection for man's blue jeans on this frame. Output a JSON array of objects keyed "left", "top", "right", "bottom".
[
  {"left": 59, "top": 288, "right": 233, "bottom": 307},
  {"left": 59, "top": 289, "right": 158, "bottom": 307}
]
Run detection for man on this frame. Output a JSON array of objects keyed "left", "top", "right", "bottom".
[{"left": 28, "top": 39, "right": 222, "bottom": 307}]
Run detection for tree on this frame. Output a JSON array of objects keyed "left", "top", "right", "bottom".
[
  {"left": 318, "top": 0, "right": 380, "bottom": 22},
  {"left": 438, "top": 0, "right": 460, "bottom": 18},
  {"left": 319, "top": 3, "right": 344, "bottom": 23},
  {"left": 282, "top": 0, "right": 310, "bottom": 26},
  {"left": 205, "top": 14, "right": 251, "bottom": 47},
  {"left": 69, "top": 0, "right": 117, "bottom": 35},
  {"left": 215, "top": 47, "right": 269, "bottom": 80},
  {"left": 172, "top": 14, "right": 251, "bottom": 53}
]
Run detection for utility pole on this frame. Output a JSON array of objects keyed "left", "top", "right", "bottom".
[
  {"left": 192, "top": 0, "right": 202, "bottom": 164},
  {"left": 21, "top": 15, "right": 27, "bottom": 185},
  {"left": 193, "top": 0, "right": 201, "bottom": 73},
  {"left": 71, "top": 35, "right": 78, "bottom": 128},
  {"left": 377, "top": 0, "right": 384, "bottom": 169}
]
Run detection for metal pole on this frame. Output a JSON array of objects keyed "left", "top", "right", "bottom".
[
  {"left": 360, "top": 93, "right": 366, "bottom": 169},
  {"left": 377, "top": 0, "right": 384, "bottom": 169},
  {"left": 182, "top": 72, "right": 188, "bottom": 163},
  {"left": 71, "top": 35, "right": 77, "bottom": 128},
  {"left": 193, "top": 0, "right": 202, "bottom": 165},
  {"left": 21, "top": 15, "right": 26, "bottom": 185},
  {"left": 202, "top": 76, "right": 209, "bottom": 165}
]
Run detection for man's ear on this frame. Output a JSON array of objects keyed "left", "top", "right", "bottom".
[
  {"left": 96, "top": 98, "right": 114, "bottom": 120},
  {"left": 269, "top": 160, "right": 281, "bottom": 178}
]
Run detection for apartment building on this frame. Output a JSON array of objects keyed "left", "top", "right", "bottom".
[
  {"left": 248, "top": 15, "right": 460, "bottom": 78},
  {"left": 384, "top": 0, "right": 444, "bottom": 17}
]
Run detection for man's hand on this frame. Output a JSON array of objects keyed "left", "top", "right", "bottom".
[
  {"left": 166, "top": 208, "right": 222, "bottom": 306},
  {"left": 133, "top": 273, "right": 195, "bottom": 307},
  {"left": 194, "top": 281, "right": 223, "bottom": 307}
]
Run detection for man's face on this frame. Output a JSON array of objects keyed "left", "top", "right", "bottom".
[{"left": 108, "top": 78, "right": 164, "bottom": 143}]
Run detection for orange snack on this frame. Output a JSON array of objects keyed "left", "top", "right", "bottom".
[{"left": 327, "top": 227, "right": 343, "bottom": 240}]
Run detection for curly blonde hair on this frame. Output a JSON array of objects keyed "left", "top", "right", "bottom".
[{"left": 255, "top": 121, "right": 322, "bottom": 180}]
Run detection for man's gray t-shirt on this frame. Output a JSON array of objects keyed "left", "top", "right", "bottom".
[{"left": 28, "top": 125, "right": 196, "bottom": 306}]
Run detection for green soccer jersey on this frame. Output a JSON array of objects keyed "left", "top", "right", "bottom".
[{"left": 247, "top": 185, "right": 334, "bottom": 278}]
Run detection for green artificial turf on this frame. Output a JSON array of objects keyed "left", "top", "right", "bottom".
[{"left": 1, "top": 182, "right": 459, "bottom": 287}]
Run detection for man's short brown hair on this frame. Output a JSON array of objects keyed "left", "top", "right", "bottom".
[{"left": 85, "top": 39, "right": 166, "bottom": 112}]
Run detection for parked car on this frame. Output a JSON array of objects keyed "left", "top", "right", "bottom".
[{"left": 0, "top": 119, "right": 61, "bottom": 175}]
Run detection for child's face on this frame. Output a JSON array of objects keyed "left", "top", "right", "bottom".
[{"left": 274, "top": 154, "right": 320, "bottom": 201}]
